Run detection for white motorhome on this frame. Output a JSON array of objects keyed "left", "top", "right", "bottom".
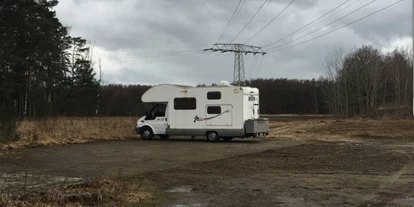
[{"left": 135, "top": 81, "right": 269, "bottom": 141}]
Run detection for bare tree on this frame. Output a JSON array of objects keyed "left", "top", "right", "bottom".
[{"left": 324, "top": 47, "right": 348, "bottom": 116}]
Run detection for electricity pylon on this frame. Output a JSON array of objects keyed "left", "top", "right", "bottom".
[{"left": 204, "top": 43, "right": 266, "bottom": 86}]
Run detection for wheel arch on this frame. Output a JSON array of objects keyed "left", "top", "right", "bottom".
[
  {"left": 205, "top": 130, "right": 218, "bottom": 136},
  {"left": 140, "top": 125, "right": 155, "bottom": 133}
]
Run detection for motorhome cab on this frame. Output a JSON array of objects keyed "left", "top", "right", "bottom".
[{"left": 135, "top": 81, "right": 269, "bottom": 142}]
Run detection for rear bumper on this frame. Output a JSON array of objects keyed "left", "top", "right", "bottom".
[{"left": 244, "top": 118, "right": 269, "bottom": 137}]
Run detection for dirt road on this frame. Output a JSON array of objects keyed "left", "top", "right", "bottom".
[
  {"left": 0, "top": 138, "right": 305, "bottom": 190},
  {"left": 1, "top": 134, "right": 414, "bottom": 206}
]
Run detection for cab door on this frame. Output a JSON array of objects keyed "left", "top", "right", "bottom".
[{"left": 144, "top": 103, "right": 168, "bottom": 134}]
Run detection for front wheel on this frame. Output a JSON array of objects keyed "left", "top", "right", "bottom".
[
  {"left": 140, "top": 127, "right": 154, "bottom": 140},
  {"left": 206, "top": 131, "right": 219, "bottom": 142}
]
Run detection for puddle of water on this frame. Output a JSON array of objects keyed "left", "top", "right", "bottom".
[{"left": 167, "top": 185, "right": 194, "bottom": 193}]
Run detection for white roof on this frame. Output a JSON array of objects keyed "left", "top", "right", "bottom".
[
  {"left": 141, "top": 84, "right": 192, "bottom": 102},
  {"left": 141, "top": 83, "right": 258, "bottom": 102}
]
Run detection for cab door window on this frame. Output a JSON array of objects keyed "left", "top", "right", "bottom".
[{"left": 145, "top": 104, "right": 166, "bottom": 120}]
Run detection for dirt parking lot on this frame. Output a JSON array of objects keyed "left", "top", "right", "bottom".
[{"left": 1, "top": 118, "right": 414, "bottom": 206}]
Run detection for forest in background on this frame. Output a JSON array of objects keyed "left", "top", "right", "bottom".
[
  {"left": 1, "top": 0, "right": 413, "bottom": 142},
  {"left": 1, "top": 0, "right": 101, "bottom": 119},
  {"left": 99, "top": 46, "right": 413, "bottom": 117}
]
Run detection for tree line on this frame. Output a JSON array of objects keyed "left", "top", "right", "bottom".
[
  {"left": 98, "top": 79, "right": 329, "bottom": 116},
  {"left": 0, "top": 0, "right": 101, "bottom": 119},
  {"left": 325, "top": 46, "right": 413, "bottom": 117}
]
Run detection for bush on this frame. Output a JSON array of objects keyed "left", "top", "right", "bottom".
[{"left": 0, "top": 108, "right": 20, "bottom": 143}]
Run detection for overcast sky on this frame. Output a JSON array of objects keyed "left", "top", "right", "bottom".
[{"left": 55, "top": 0, "right": 412, "bottom": 86}]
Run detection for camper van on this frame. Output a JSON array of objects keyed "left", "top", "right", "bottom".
[{"left": 135, "top": 81, "right": 269, "bottom": 141}]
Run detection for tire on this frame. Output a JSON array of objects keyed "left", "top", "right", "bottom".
[
  {"left": 140, "top": 127, "right": 154, "bottom": 140},
  {"left": 159, "top": 135, "right": 169, "bottom": 140},
  {"left": 206, "top": 131, "right": 219, "bottom": 142},
  {"left": 222, "top": 137, "right": 233, "bottom": 142}
]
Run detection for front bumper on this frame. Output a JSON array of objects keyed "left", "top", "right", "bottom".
[{"left": 135, "top": 126, "right": 141, "bottom": 134}]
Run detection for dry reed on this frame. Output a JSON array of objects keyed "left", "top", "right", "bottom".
[
  {"left": 1, "top": 117, "right": 139, "bottom": 150},
  {"left": 0, "top": 179, "right": 151, "bottom": 207}
]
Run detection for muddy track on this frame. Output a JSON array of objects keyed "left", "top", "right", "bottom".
[
  {"left": 1, "top": 136, "right": 414, "bottom": 206},
  {"left": 0, "top": 138, "right": 307, "bottom": 192}
]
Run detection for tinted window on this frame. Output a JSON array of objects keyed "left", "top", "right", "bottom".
[
  {"left": 157, "top": 104, "right": 166, "bottom": 116},
  {"left": 207, "top": 91, "right": 221, "bottom": 100},
  {"left": 207, "top": 106, "right": 221, "bottom": 114},
  {"left": 174, "top": 98, "right": 196, "bottom": 110},
  {"left": 145, "top": 104, "right": 166, "bottom": 120}
]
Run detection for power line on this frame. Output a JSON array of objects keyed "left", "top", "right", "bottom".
[
  {"left": 268, "top": 0, "right": 404, "bottom": 53},
  {"left": 244, "top": 0, "right": 296, "bottom": 44},
  {"left": 255, "top": 56, "right": 265, "bottom": 78},
  {"left": 217, "top": 0, "right": 243, "bottom": 43},
  {"left": 220, "top": 0, "right": 247, "bottom": 42},
  {"left": 248, "top": 55, "right": 258, "bottom": 80},
  {"left": 263, "top": 0, "right": 353, "bottom": 48},
  {"left": 311, "top": 0, "right": 361, "bottom": 28},
  {"left": 230, "top": 0, "right": 268, "bottom": 43},
  {"left": 232, "top": 0, "right": 247, "bottom": 27},
  {"left": 267, "top": 0, "right": 378, "bottom": 52}
]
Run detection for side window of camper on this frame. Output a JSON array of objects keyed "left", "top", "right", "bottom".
[
  {"left": 207, "top": 91, "right": 221, "bottom": 100},
  {"left": 207, "top": 106, "right": 221, "bottom": 114},
  {"left": 174, "top": 98, "right": 196, "bottom": 110}
]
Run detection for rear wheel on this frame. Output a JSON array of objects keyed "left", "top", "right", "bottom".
[
  {"left": 206, "top": 131, "right": 219, "bottom": 142},
  {"left": 222, "top": 137, "right": 233, "bottom": 142},
  {"left": 159, "top": 135, "right": 169, "bottom": 140},
  {"left": 140, "top": 127, "right": 154, "bottom": 140}
]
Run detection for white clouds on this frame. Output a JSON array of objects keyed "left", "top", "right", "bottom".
[
  {"left": 55, "top": 0, "right": 412, "bottom": 86},
  {"left": 382, "top": 36, "right": 413, "bottom": 53}
]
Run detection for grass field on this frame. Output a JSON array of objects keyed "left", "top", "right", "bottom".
[{"left": 2, "top": 115, "right": 412, "bottom": 150}]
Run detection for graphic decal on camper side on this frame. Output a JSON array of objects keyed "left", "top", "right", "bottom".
[{"left": 194, "top": 110, "right": 230, "bottom": 122}]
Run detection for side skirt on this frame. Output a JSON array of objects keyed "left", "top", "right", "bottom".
[{"left": 166, "top": 128, "right": 245, "bottom": 137}]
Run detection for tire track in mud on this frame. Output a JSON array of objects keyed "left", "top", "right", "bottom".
[{"left": 357, "top": 153, "right": 414, "bottom": 207}]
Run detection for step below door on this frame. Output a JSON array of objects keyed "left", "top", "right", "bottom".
[{"left": 205, "top": 105, "right": 232, "bottom": 126}]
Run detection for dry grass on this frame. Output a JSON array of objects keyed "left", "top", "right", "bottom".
[
  {"left": 1, "top": 117, "right": 138, "bottom": 150},
  {"left": 269, "top": 118, "right": 414, "bottom": 142},
  {"left": 0, "top": 179, "right": 151, "bottom": 207},
  {"left": 3, "top": 116, "right": 414, "bottom": 151}
]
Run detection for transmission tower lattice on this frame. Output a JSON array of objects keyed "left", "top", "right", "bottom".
[{"left": 204, "top": 44, "right": 266, "bottom": 86}]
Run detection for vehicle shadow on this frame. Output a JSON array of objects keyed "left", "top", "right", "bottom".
[{"left": 146, "top": 137, "right": 263, "bottom": 143}]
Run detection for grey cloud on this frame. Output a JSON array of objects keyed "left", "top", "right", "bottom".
[{"left": 55, "top": 0, "right": 412, "bottom": 85}]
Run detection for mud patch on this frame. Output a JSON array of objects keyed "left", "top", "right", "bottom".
[
  {"left": 167, "top": 186, "right": 194, "bottom": 193},
  {"left": 170, "top": 203, "right": 203, "bottom": 207},
  {"left": 351, "top": 133, "right": 390, "bottom": 139},
  {"left": 178, "top": 143, "right": 408, "bottom": 176},
  {"left": 0, "top": 172, "right": 83, "bottom": 192}
]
